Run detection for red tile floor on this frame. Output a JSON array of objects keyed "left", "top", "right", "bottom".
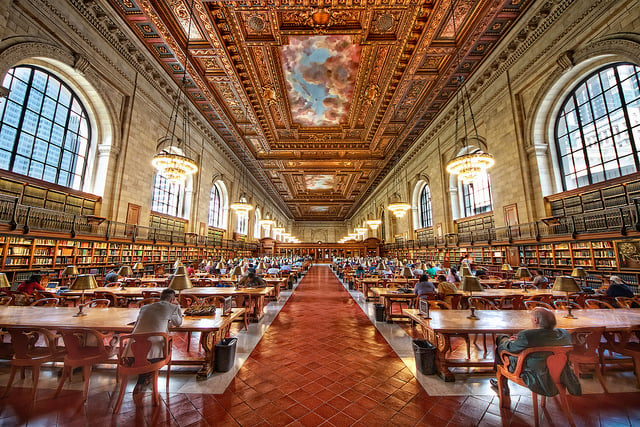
[{"left": 1, "top": 265, "right": 640, "bottom": 426}]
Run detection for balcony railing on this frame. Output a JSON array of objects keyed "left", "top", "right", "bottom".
[{"left": 0, "top": 194, "right": 258, "bottom": 252}]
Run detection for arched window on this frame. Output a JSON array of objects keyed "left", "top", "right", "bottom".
[
  {"left": 0, "top": 65, "right": 91, "bottom": 189},
  {"left": 208, "top": 180, "right": 228, "bottom": 229},
  {"left": 462, "top": 173, "right": 493, "bottom": 217},
  {"left": 555, "top": 63, "right": 640, "bottom": 190},
  {"left": 151, "top": 173, "right": 184, "bottom": 217},
  {"left": 419, "top": 185, "right": 433, "bottom": 228}
]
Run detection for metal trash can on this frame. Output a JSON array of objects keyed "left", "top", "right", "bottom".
[
  {"left": 413, "top": 339, "right": 436, "bottom": 375},
  {"left": 214, "top": 338, "right": 237, "bottom": 372},
  {"left": 374, "top": 304, "right": 386, "bottom": 322}
]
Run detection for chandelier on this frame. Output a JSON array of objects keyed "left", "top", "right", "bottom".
[
  {"left": 388, "top": 198, "right": 412, "bottom": 218},
  {"left": 259, "top": 218, "right": 275, "bottom": 229},
  {"left": 444, "top": 7, "right": 493, "bottom": 184},
  {"left": 355, "top": 227, "right": 368, "bottom": 236},
  {"left": 366, "top": 219, "right": 382, "bottom": 230},
  {"left": 152, "top": 1, "right": 198, "bottom": 183},
  {"left": 230, "top": 196, "right": 253, "bottom": 216}
]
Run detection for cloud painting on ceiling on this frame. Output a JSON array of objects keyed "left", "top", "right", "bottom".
[
  {"left": 281, "top": 36, "right": 361, "bottom": 126},
  {"left": 310, "top": 206, "right": 329, "bottom": 212},
  {"left": 305, "top": 174, "right": 334, "bottom": 190}
]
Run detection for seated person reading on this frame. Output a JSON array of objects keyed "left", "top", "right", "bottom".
[
  {"left": 16, "top": 274, "right": 45, "bottom": 295},
  {"left": 606, "top": 276, "right": 634, "bottom": 298},
  {"left": 491, "top": 307, "right": 581, "bottom": 397},
  {"left": 237, "top": 272, "right": 266, "bottom": 288},
  {"left": 436, "top": 275, "right": 458, "bottom": 306},
  {"left": 532, "top": 270, "right": 549, "bottom": 288},
  {"left": 413, "top": 274, "right": 435, "bottom": 297}
]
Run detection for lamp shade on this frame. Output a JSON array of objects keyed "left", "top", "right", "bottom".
[
  {"left": 419, "top": 263, "right": 428, "bottom": 271},
  {"left": 515, "top": 267, "right": 532, "bottom": 279},
  {"left": 461, "top": 266, "right": 473, "bottom": 277},
  {"left": 70, "top": 274, "right": 98, "bottom": 291},
  {"left": 0, "top": 273, "right": 11, "bottom": 289},
  {"left": 402, "top": 266, "right": 413, "bottom": 278},
  {"left": 133, "top": 263, "right": 144, "bottom": 271},
  {"left": 257, "top": 262, "right": 267, "bottom": 270},
  {"left": 206, "top": 260, "right": 213, "bottom": 267},
  {"left": 215, "top": 262, "right": 225, "bottom": 270},
  {"left": 169, "top": 274, "right": 192, "bottom": 291},
  {"left": 460, "top": 276, "right": 483, "bottom": 292},
  {"left": 174, "top": 265, "right": 188, "bottom": 276},
  {"left": 231, "top": 265, "right": 243, "bottom": 276},
  {"left": 552, "top": 276, "right": 581, "bottom": 293},
  {"left": 63, "top": 265, "right": 79, "bottom": 276},
  {"left": 377, "top": 262, "right": 386, "bottom": 271},
  {"left": 174, "top": 260, "right": 184, "bottom": 268},
  {"left": 118, "top": 266, "right": 133, "bottom": 277},
  {"left": 570, "top": 267, "right": 587, "bottom": 278},
  {"left": 501, "top": 264, "right": 513, "bottom": 271}
]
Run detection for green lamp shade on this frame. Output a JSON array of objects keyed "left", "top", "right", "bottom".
[
  {"left": 501, "top": 264, "right": 513, "bottom": 271},
  {"left": 552, "top": 276, "right": 581, "bottom": 292},
  {"left": 515, "top": 267, "right": 532, "bottom": 279},
  {"left": 460, "top": 276, "right": 483, "bottom": 292},
  {"left": 169, "top": 274, "right": 192, "bottom": 291},
  {"left": 570, "top": 267, "right": 587, "bottom": 278},
  {"left": 63, "top": 265, "right": 79, "bottom": 276},
  {"left": 118, "top": 266, "right": 134, "bottom": 277},
  {"left": 70, "top": 274, "right": 98, "bottom": 291}
]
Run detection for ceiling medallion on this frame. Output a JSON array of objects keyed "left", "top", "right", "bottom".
[
  {"left": 299, "top": 8, "right": 345, "bottom": 33},
  {"left": 247, "top": 14, "right": 265, "bottom": 32},
  {"left": 375, "top": 13, "right": 394, "bottom": 32},
  {"left": 262, "top": 86, "right": 277, "bottom": 105}
]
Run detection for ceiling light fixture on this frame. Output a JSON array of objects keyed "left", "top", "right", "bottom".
[
  {"left": 444, "top": 5, "right": 494, "bottom": 184},
  {"left": 152, "top": 1, "right": 198, "bottom": 183}
]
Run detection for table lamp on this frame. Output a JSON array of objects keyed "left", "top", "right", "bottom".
[
  {"left": 460, "top": 276, "right": 484, "bottom": 319},
  {"left": 571, "top": 267, "right": 587, "bottom": 289},
  {"left": 230, "top": 265, "right": 243, "bottom": 280},
  {"left": 257, "top": 261, "right": 267, "bottom": 272},
  {"left": 0, "top": 273, "right": 11, "bottom": 291},
  {"left": 70, "top": 274, "right": 98, "bottom": 317},
  {"left": 174, "top": 260, "right": 184, "bottom": 269},
  {"left": 515, "top": 267, "right": 532, "bottom": 292},
  {"left": 552, "top": 276, "right": 581, "bottom": 319},
  {"left": 169, "top": 274, "right": 193, "bottom": 292},
  {"left": 133, "top": 262, "right": 144, "bottom": 271},
  {"left": 118, "top": 265, "right": 133, "bottom": 277},
  {"left": 376, "top": 261, "right": 386, "bottom": 274},
  {"left": 461, "top": 265, "right": 473, "bottom": 277},
  {"left": 174, "top": 265, "right": 188, "bottom": 276},
  {"left": 215, "top": 261, "right": 225, "bottom": 271}
]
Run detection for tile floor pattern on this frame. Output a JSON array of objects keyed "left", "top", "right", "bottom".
[{"left": 0, "top": 265, "right": 639, "bottom": 426}]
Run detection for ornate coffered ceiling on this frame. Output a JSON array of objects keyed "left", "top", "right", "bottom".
[{"left": 108, "top": 0, "right": 533, "bottom": 220}]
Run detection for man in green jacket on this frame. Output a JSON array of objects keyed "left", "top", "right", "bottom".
[{"left": 490, "top": 307, "right": 581, "bottom": 397}]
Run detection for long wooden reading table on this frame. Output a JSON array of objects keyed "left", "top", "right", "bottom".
[
  {"left": 64, "top": 286, "right": 272, "bottom": 321},
  {"left": 403, "top": 308, "right": 640, "bottom": 381},
  {"left": 0, "top": 305, "right": 246, "bottom": 379}
]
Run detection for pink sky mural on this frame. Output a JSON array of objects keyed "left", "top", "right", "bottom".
[{"left": 281, "top": 36, "right": 361, "bottom": 126}]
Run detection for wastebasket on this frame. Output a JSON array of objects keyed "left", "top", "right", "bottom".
[
  {"left": 348, "top": 280, "right": 354, "bottom": 290},
  {"left": 214, "top": 337, "right": 238, "bottom": 372},
  {"left": 374, "top": 304, "right": 385, "bottom": 322},
  {"left": 413, "top": 339, "right": 436, "bottom": 375}
]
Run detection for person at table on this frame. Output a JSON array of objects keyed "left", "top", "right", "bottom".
[
  {"left": 413, "top": 274, "right": 436, "bottom": 297},
  {"left": 186, "top": 264, "right": 195, "bottom": 275},
  {"left": 104, "top": 268, "right": 120, "bottom": 284},
  {"left": 129, "top": 288, "right": 182, "bottom": 393},
  {"left": 280, "top": 263, "right": 292, "bottom": 273},
  {"left": 532, "top": 270, "right": 549, "bottom": 288},
  {"left": 16, "top": 274, "right": 45, "bottom": 295},
  {"left": 460, "top": 254, "right": 473, "bottom": 268},
  {"left": 267, "top": 265, "right": 280, "bottom": 275},
  {"left": 447, "top": 267, "right": 461, "bottom": 283},
  {"left": 426, "top": 264, "right": 437, "bottom": 276},
  {"left": 606, "top": 276, "right": 634, "bottom": 298},
  {"left": 490, "top": 307, "right": 581, "bottom": 397},
  {"left": 436, "top": 275, "right": 458, "bottom": 306},
  {"left": 355, "top": 264, "right": 366, "bottom": 278},
  {"left": 237, "top": 271, "right": 267, "bottom": 288}
]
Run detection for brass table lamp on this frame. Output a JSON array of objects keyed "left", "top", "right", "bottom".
[
  {"left": 118, "top": 265, "right": 134, "bottom": 277},
  {"left": 461, "top": 265, "right": 473, "bottom": 277},
  {"left": 70, "top": 274, "right": 98, "bottom": 317},
  {"left": 0, "top": 273, "right": 11, "bottom": 291},
  {"left": 174, "top": 265, "right": 188, "bottom": 276},
  {"left": 552, "top": 276, "right": 581, "bottom": 319},
  {"left": 515, "top": 267, "right": 532, "bottom": 292},
  {"left": 571, "top": 267, "right": 587, "bottom": 289},
  {"left": 460, "top": 275, "right": 483, "bottom": 319}
]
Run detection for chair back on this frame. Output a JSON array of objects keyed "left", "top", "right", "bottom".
[
  {"left": 179, "top": 294, "right": 199, "bottom": 308},
  {"left": 86, "top": 299, "right": 111, "bottom": 308},
  {"left": 118, "top": 332, "right": 171, "bottom": 371},
  {"left": 137, "top": 297, "right": 159, "bottom": 307},
  {"left": 7, "top": 328, "right": 59, "bottom": 360},
  {"left": 500, "top": 345, "right": 573, "bottom": 379},
  {"left": 571, "top": 327, "right": 604, "bottom": 355},
  {"left": 142, "top": 290, "right": 161, "bottom": 299},
  {"left": 449, "top": 294, "right": 462, "bottom": 309},
  {"left": 523, "top": 300, "right": 553, "bottom": 310},
  {"left": 553, "top": 300, "right": 582, "bottom": 310},
  {"left": 615, "top": 296, "right": 640, "bottom": 308},
  {"left": 95, "top": 291, "right": 120, "bottom": 307},
  {"left": 30, "top": 298, "right": 59, "bottom": 307},
  {"left": 584, "top": 299, "right": 615, "bottom": 309},
  {"left": 59, "top": 329, "right": 108, "bottom": 359},
  {"left": 469, "top": 296, "right": 498, "bottom": 310},
  {"left": 428, "top": 300, "right": 451, "bottom": 310}
]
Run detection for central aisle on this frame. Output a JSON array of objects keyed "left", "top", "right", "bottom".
[{"left": 213, "top": 265, "right": 434, "bottom": 425}]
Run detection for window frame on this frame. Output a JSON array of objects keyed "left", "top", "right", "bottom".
[
  {"left": 461, "top": 173, "right": 493, "bottom": 217},
  {"left": 418, "top": 184, "right": 433, "bottom": 229},
  {"left": 151, "top": 173, "right": 184, "bottom": 218}
]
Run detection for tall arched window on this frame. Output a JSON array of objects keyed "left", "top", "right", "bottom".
[
  {"left": 0, "top": 65, "right": 91, "bottom": 189},
  {"left": 555, "top": 63, "right": 640, "bottom": 190},
  {"left": 419, "top": 185, "right": 433, "bottom": 228},
  {"left": 151, "top": 173, "right": 184, "bottom": 217},
  {"left": 208, "top": 180, "right": 228, "bottom": 229},
  {"left": 462, "top": 173, "right": 493, "bottom": 217},
  {"left": 253, "top": 208, "right": 262, "bottom": 239}
]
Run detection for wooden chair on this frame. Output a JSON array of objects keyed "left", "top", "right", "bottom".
[
  {"left": 34, "top": 291, "right": 57, "bottom": 300},
  {"left": 615, "top": 297, "right": 640, "bottom": 308},
  {"left": 524, "top": 300, "right": 553, "bottom": 310},
  {"left": 2, "top": 327, "right": 66, "bottom": 401},
  {"left": 136, "top": 297, "right": 159, "bottom": 307},
  {"left": 584, "top": 299, "right": 615, "bottom": 309},
  {"left": 449, "top": 294, "right": 462, "bottom": 310},
  {"left": 179, "top": 294, "right": 201, "bottom": 308},
  {"left": 142, "top": 290, "right": 161, "bottom": 299},
  {"left": 569, "top": 328, "right": 608, "bottom": 393},
  {"left": 428, "top": 300, "right": 452, "bottom": 310},
  {"left": 553, "top": 300, "right": 582, "bottom": 310},
  {"left": 54, "top": 328, "right": 118, "bottom": 401},
  {"left": 497, "top": 295, "right": 524, "bottom": 310},
  {"left": 30, "top": 298, "right": 59, "bottom": 307},
  {"left": 85, "top": 299, "right": 111, "bottom": 308},
  {"left": 94, "top": 291, "right": 128, "bottom": 308},
  {"left": 599, "top": 327, "right": 640, "bottom": 387},
  {"left": 113, "top": 332, "right": 172, "bottom": 413},
  {"left": 0, "top": 296, "right": 11, "bottom": 306},
  {"left": 496, "top": 345, "right": 575, "bottom": 427}
]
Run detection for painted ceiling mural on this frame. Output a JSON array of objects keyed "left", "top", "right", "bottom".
[
  {"left": 281, "top": 36, "right": 361, "bottom": 127},
  {"left": 106, "top": 0, "right": 536, "bottom": 221}
]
